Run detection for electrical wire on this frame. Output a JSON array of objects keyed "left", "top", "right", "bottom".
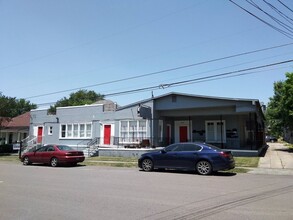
[
  {"left": 24, "top": 42, "right": 293, "bottom": 99},
  {"left": 263, "top": 0, "right": 293, "bottom": 24},
  {"left": 278, "top": 0, "right": 293, "bottom": 14},
  {"left": 35, "top": 60, "right": 293, "bottom": 106},
  {"left": 245, "top": 0, "right": 293, "bottom": 33},
  {"left": 229, "top": 0, "right": 293, "bottom": 39},
  {"left": 103, "top": 59, "right": 293, "bottom": 97}
]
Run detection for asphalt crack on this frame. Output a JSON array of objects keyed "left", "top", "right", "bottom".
[{"left": 142, "top": 184, "right": 293, "bottom": 220}]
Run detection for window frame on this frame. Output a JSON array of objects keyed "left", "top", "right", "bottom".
[
  {"left": 205, "top": 120, "right": 226, "bottom": 143},
  {"left": 48, "top": 126, "right": 53, "bottom": 136},
  {"left": 119, "top": 120, "right": 148, "bottom": 144},
  {"left": 59, "top": 123, "right": 92, "bottom": 139}
]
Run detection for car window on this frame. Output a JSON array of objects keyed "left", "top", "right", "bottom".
[
  {"left": 164, "top": 144, "right": 179, "bottom": 152},
  {"left": 36, "top": 146, "right": 48, "bottom": 152},
  {"left": 56, "top": 145, "right": 73, "bottom": 151},
  {"left": 184, "top": 144, "right": 202, "bottom": 151},
  {"left": 47, "top": 146, "right": 55, "bottom": 152}
]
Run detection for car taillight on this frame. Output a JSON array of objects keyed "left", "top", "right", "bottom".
[{"left": 220, "top": 151, "right": 231, "bottom": 158}]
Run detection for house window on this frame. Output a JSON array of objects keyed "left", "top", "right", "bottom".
[
  {"left": 73, "top": 124, "right": 78, "bottom": 137},
  {"left": 120, "top": 120, "right": 148, "bottom": 143},
  {"left": 48, "top": 126, "right": 53, "bottom": 135},
  {"left": 67, "top": 124, "right": 73, "bottom": 137},
  {"left": 61, "top": 125, "right": 66, "bottom": 138},
  {"left": 86, "top": 124, "right": 92, "bottom": 138},
  {"left": 205, "top": 120, "right": 226, "bottom": 143},
  {"left": 60, "top": 123, "right": 92, "bottom": 139}
]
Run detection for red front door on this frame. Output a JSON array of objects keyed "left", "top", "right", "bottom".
[
  {"left": 179, "top": 126, "right": 188, "bottom": 142},
  {"left": 104, "top": 125, "right": 111, "bottom": 145},
  {"left": 37, "top": 127, "right": 43, "bottom": 143}
]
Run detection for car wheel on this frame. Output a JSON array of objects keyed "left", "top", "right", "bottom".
[
  {"left": 141, "top": 158, "right": 154, "bottom": 172},
  {"left": 23, "top": 156, "right": 30, "bottom": 165},
  {"left": 196, "top": 160, "right": 212, "bottom": 175},
  {"left": 50, "top": 157, "right": 58, "bottom": 167}
]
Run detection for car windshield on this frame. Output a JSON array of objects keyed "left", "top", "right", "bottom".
[{"left": 56, "top": 145, "right": 73, "bottom": 151}]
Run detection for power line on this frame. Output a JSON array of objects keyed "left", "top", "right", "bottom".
[
  {"left": 25, "top": 42, "right": 293, "bottom": 99},
  {"left": 35, "top": 60, "right": 293, "bottom": 106},
  {"left": 263, "top": 0, "right": 293, "bottom": 24},
  {"left": 103, "top": 59, "right": 293, "bottom": 97},
  {"left": 245, "top": 0, "right": 293, "bottom": 33},
  {"left": 229, "top": 0, "right": 293, "bottom": 39},
  {"left": 278, "top": 0, "right": 293, "bottom": 14}
]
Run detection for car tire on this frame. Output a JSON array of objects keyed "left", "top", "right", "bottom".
[
  {"left": 141, "top": 158, "right": 154, "bottom": 172},
  {"left": 23, "top": 156, "right": 31, "bottom": 165},
  {"left": 50, "top": 157, "right": 58, "bottom": 167},
  {"left": 196, "top": 160, "right": 212, "bottom": 175}
]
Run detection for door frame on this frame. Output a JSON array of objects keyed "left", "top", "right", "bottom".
[
  {"left": 174, "top": 121, "right": 191, "bottom": 143},
  {"left": 100, "top": 123, "right": 115, "bottom": 145}
]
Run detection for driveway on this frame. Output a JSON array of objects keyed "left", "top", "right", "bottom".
[{"left": 249, "top": 142, "right": 293, "bottom": 175}]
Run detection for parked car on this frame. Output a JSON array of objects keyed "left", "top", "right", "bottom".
[
  {"left": 21, "top": 145, "right": 85, "bottom": 167},
  {"left": 138, "top": 142, "right": 235, "bottom": 175},
  {"left": 265, "top": 135, "right": 278, "bottom": 143}
]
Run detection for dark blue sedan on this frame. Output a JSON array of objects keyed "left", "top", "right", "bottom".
[{"left": 138, "top": 142, "right": 235, "bottom": 175}]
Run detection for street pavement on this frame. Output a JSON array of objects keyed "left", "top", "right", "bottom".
[{"left": 249, "top": 142, "right": 293, "bottom": 175}]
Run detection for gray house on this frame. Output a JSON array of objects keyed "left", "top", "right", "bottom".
[{"left": 28, "top": 92, "right": 265, "bottom": 154}]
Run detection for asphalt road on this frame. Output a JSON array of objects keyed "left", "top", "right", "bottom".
[{"left": 0, "top": 162, "right": 293, "bottom": 220}]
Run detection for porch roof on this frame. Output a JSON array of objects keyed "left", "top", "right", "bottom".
[{"left": 1, "top": 112, "right": 30, "bottom": 128}]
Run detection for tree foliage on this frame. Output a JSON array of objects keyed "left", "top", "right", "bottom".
[
  {"left": 0, "top": 92, "right": 37, "bottom": 118},
  {"left": 48, "top": 90, "right": 104, "bottom": 114},
  {"left": 266, "top": 72, "right": 293, "bottom": 136},
  {"left": 0, "top": 92, "right": 37, "bottom": 128}
]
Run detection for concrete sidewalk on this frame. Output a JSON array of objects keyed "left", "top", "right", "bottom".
[{"left": 249, "top": 142, "right": 293, "bottom": 175}]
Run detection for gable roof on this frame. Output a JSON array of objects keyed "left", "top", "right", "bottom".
[
  {"left": 117, "top": 92, "right": 260, "bottom": 110},
  {"left": 2, "top": 112, "right": 30, "bottom": 128},
  {"left": 153, "top": 92, "right": 259, "bottom": 102}
]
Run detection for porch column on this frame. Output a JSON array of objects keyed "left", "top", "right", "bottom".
[{"left": 5, "top": 132, "right": 9, "bottom": 144}]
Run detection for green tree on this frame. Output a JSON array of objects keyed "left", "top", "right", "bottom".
[
  {"left": 0, "top": 92, "right": 37, "bottom": 128},
  {"left": 0, "top": 92, "right": 37, "bottom": 117},
  {"left": 48, "top": 90, "right": 104, "bottom": 114},
  {"left": 266, "top": 72, "right": 293, "bottom": 136}
]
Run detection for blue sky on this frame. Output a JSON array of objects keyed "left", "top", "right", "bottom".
[{"left": 1, "top": 0, "right": 293, "bottom": 108}]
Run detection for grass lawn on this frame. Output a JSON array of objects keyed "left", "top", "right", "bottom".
[
  {"left": 0, "top": 154, "right": 20, "bottom": 162},
  {"left": 0, "top": 154, "right": 260, "bottom": 173},
  {"left": 285, "top": 143, "right": 293, "bottom": 152},
  {"left": 227, "top": 157, "right": 259, "bottom": 173}
]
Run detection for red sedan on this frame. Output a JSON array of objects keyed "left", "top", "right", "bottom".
[{"left": 21, "top": 145, "right": 85, "bottom": 167}]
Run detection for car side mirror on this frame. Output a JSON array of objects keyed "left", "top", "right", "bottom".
[{"left": 161, "top": 149, "right": 167, "bottom": 154}]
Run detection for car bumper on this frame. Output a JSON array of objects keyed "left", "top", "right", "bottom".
[{"left": 59, "top": 156, "right": 85, "bottom": 163}]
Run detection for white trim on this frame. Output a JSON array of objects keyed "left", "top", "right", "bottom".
[
  {"left": 119, "top": 120, "right": 148, "bottom": 144},
  {"left": 48, "top": 126, "right": 53, "bottom": 136},
  {"left": 174, "top": 121, "right": 191, "bottom": 143},
  {"left": 159, "top": 120, "right": 163, "bottom": 142},
  {"left": 100, "top": 122, "right": 115, "bottom": 145},
  {"left": 205, "top": 120, "right": 226, "bottom": 143},
  {"left": 59, "top": 122, "right": 92, "bottom": 139}
]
